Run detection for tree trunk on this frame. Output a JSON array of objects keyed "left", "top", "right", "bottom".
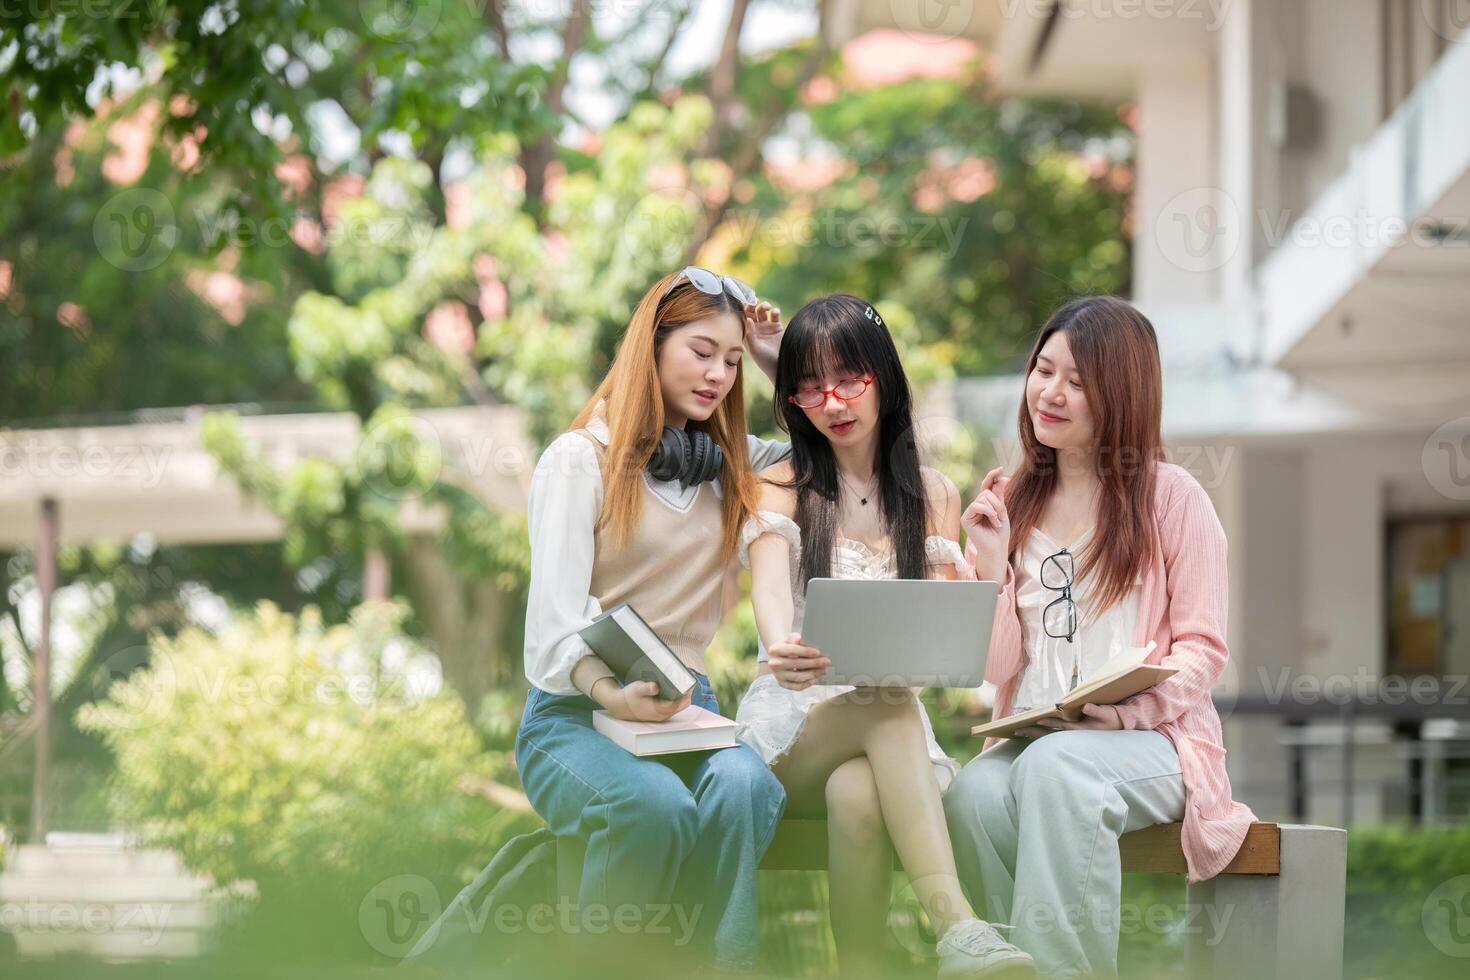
[{"left": 400, "top": 536, "right": 523, "bottom": 710}]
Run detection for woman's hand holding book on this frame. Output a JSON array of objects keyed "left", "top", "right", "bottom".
[{"left": 590, "top": 678, "right": 692, "bottom": 723}]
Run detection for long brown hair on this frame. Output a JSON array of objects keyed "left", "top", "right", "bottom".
[
  {"left": 1005, "top": 295, "right": 1165, "bottom": 618},
  {"left": 571, "top": 271, "right": 760, "bottom": 560}
]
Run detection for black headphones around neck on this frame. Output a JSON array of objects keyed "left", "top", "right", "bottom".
[{"left": 647, "top": 426, "right": 723, "bottom": 489}]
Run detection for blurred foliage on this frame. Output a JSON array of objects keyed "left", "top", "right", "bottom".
[
  {"left": 0, "top": 1, "right": 555, "bottom": 216},
  {"left": 1341, "top": 821, "right": 1470, "bottom": 979},
  {"left": 76, "top": 599, "right": 536, "bottom": 954},
  {"left": 729, "top": 71, "right": 1132, "bottom": 379}
]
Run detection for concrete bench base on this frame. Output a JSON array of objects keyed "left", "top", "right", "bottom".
[{"left": 556, "top": 820, "right": 1346, "bottom": 980}]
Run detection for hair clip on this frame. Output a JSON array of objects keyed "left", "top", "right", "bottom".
[{"left": 864, "top": 305, "right": 884, "bottom": 326}]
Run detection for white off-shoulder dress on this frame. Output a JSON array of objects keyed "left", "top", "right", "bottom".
[{"left": 734, "top": 510, "right": 969, "bottom": 793}]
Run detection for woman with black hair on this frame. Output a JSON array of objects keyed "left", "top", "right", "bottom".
[{"left": 735, "top": 294, "right": 1034, "bottom": 980}]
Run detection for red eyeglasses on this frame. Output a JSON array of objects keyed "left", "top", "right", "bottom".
[{"left": 788, "top": 376, "right": 874, "bottom": 409}]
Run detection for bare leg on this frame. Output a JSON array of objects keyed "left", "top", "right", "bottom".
[
  {"left": 773, "top": 688, "right": 975, "bottom": 939},
  {"left": 821, "top": 757, "right": 892, "bottom": 979}
]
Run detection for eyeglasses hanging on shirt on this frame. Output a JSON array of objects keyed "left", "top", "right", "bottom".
[{"left": 1040, "top": 548, "right": 1081, "bottom": 690}]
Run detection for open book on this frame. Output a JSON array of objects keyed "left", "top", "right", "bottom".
[
  {"left": 970, "top": 642, "right": 1175, "bottom": 739},
  {"left": 593, "top": 704, "right": 741, "bottom": 757}
]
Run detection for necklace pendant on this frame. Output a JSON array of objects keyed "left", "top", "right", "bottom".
[{"left": 860, "top": 497, "right": 868, "bottom": 506}]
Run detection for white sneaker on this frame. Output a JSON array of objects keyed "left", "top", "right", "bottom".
[{"left": 935, "top": 918, "right": 1036, "bottom": 980}]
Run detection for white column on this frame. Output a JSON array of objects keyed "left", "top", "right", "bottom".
[{"left": 1135, "top": 57, "right": 1220, "bottom": 309}]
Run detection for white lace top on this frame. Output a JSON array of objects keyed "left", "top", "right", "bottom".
[{"left": 733, "top": 510, "right": 968, "bottom": 790}]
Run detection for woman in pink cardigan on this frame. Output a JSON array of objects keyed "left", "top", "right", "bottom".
[{"left": 942, "top": 296, "right": 1257, "bottom": 980}]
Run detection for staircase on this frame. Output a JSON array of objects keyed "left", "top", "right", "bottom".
[{"left": 0, "top": 832, "right": 231, "bottom": 960}]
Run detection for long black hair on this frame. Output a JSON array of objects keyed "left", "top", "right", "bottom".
[{"left": 774, "top": 293, "right": 930, "bottom": 587}]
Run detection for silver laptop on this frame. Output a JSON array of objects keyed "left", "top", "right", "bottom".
[{"left": 799, "top": 578, "right": 998, "bottom": 688}]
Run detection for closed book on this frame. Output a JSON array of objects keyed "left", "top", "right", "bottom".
[
  {"left": 971, "top": 642, "right": 1177, "bottom": 739},
  {"left": 578, "top": 603, "right": 696, "bottom": 700},
  {"left": 592, "top": 704, "right": 741, "bottom": 757}
]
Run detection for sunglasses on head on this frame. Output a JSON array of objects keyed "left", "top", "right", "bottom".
[{"left": 665, "top": 266, "right": 757, "bottom": 307}]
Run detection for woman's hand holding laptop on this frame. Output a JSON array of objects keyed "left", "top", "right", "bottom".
[{"left": 767, "top": 632, "right": 830, "bottom": 690}]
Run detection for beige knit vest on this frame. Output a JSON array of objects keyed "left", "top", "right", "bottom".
[{"left": 574, "top": 430, "right": 728, "bottom": 675}]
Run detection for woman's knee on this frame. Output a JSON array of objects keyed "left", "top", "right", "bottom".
[
  {"left": 825, "top": 757, "right": 885, "bottom": 841},
  {"left": 702, "top": 744, "right": 787, "bottom": 816},
  {"left": 1009, "top": 731, "right": 1106, "bottom": 801},
  {"left": 942, "top": 752, "right": 1014, "bottom": 832},
  {"left": 604, "top": 766, "right": 700, "bottom": 847},
  {"left": 828, "top": 686, "right": 921, "bottom": 729}
]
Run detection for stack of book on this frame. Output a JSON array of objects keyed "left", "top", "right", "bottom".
[{"left": 579, "top": 602, "right": 741, "bottom": 756}]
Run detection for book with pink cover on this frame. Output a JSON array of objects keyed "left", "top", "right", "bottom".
[
  {"left": 592, "top": 704, "right": 741, "bottom": 757},
  {"left": 970, "top": 642, "right": 1176, "bottom": 739}
]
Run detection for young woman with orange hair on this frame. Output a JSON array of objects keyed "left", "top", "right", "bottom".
[
  {"left": 942, "top": 296, "right": 1257, "bottom": 980},
  {"left": 514, "top": 269, "right": 789, "bottom": 972}
]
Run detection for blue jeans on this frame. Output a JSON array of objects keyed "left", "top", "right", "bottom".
[{"left": 514, "top": 672, "right": 786, "bottom": 972}]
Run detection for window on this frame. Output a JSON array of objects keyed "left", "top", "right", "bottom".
[{"left": 1386, "top": 517, "right": 1470, "bottom": 677}]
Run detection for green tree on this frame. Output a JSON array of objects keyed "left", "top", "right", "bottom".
[{"left": 730, "top": 68, "right": 1133, "bottom": 376}]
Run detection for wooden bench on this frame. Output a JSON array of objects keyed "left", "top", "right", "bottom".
[{"left": 557, "top": 819, "right": 1347, "bottom": 980}]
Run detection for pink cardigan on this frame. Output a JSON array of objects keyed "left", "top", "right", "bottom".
[{"left": 978, "top": 462, "right": 1257, "bottom": 882}]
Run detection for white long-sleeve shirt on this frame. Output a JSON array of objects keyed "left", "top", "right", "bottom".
[{"left": 523, "top": 413, "right": 791, "bottom": 694}]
